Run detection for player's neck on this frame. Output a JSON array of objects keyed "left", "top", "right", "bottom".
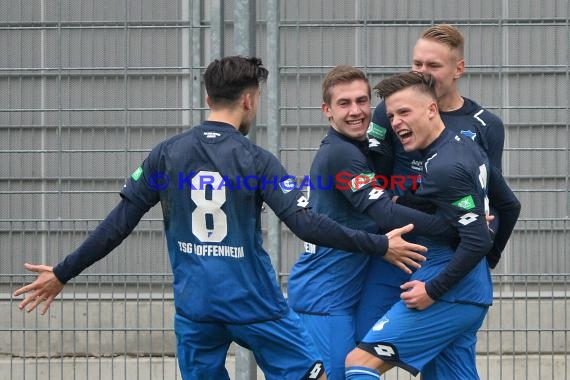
[
  {"left": 206, "top": 109, "right": 243, "bottom": 131},
  {"left": 437, "top": 91, "right": 464, "bottom": 112},
  {"left": 423, "top": 120, "right": 446, "bottom": 150}
]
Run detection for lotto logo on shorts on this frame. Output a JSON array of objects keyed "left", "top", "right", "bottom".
[
  {"left": 304, "top": 361, "right": 324, "bottom": 379},
  {"left": 360, "top": 341, "right": 400, "bottom": 363},
  {"left": 374, "top": 344, "right": 396, "bottom": 358}
]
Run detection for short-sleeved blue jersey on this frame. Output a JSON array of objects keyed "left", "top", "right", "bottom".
[
  {"left": 121, "top": 120, "right": 310, "bottom": 323},
  {"left": 369, "top": 97, "right": 505, "bottom": 182},
  {"left": 287, "top": 128, "right": 380, "bottom": 314},
  {"left": 411, "top": 128, "right": 493, "bottom": 305}
]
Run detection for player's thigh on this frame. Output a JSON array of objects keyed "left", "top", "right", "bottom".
[
  {"left": 355, "top": 281, "right": 402, "bottom": 342},
  {"left": 296, "top": 312, "right": 357, "bottom": 380},
  {"left": 421, "top": 308, "right": 488, "bottom": 380},
  {"left": 174, "top": 312, "right": 232, "bottom": 380},
  {"left": 229, "top": 309, "right": 326, "bottom": 380},
  {"left": 358, "top": 301, "right": 487, "bottom": 376}
]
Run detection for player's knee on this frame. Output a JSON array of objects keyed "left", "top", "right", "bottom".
[
  {"left": 345, "top": 348, "right": 358, "bottom": 367},
  {"left": 346, "top": 347, "right": 378, "bottom": 368}
]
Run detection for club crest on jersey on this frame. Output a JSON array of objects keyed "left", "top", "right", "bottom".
[
  {"left": 367, "top": 122, "right": 387, "bottom": 140},
  {"left": 460, "top": 130, "right": 477, "bottom": 140},
  {"left": 452, "top": 195, "right": 476, "bottom": 211},
  {"left": 372, "top": 317, "right": 390, "bottom": 331}
]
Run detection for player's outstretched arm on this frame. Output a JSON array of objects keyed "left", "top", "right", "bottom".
[
  {"left": 13, "top": 263, "right": 64, "bottom": 315},
  {"left": 13, "top": 197, "right": 148, "bottom": 315},
  {"left": 283, "top": 209, "right": 427, "bottom": 270}
]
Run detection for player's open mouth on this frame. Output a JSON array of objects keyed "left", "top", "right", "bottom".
[
  {"left": 397, "top": 129, "right": 413, "bottom": 142},
  {"left": 347, "top": 119, "right": 365, "bottom": 127}
]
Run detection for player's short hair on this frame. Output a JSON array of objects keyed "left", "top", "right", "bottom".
[
  {"left": 374, "top": 71, "right": 437, "bottom": 101},
  {"left": 204, "top": 56, "right": 268, "bottom": 105},
  {"left": 420, "top": 24, "right": 464, "bottom": 59},
  {"left": 322, "top": 65, "right": 371, "bottom": 105}
]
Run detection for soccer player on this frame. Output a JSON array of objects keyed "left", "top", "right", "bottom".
[
  {"left": 287, "top": 65, "right": 463, "bottom": 380},
  {"left": 345, "top": 72, "right": 520, "bottom": 380},
  {"left": 12, "top": 56, "right": 430, "bottom": 380},
  {"left": 356, "top": 24, "right": 508, "bottom": 341}
]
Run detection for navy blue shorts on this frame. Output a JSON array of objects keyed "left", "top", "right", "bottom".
[
  {"left": 297, "top": 312, "right": 357, "bottom": 380},
  {"left": 174, "top": 309, "right": 324, "bottom": 380},
  {"left": 359, "top": 300, "right": 488, "bottom": 378}
]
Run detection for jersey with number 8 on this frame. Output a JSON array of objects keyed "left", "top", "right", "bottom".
[{"left": 121, "top": 121, "right": 311, "bottom": 323}]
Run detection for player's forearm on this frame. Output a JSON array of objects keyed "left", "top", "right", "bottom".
[
  {"left": 53, "top": 197, "right": 147, "bottom": 283},
  {"left": 486, "top": 167, "right": 522, "bottom": 267},
  {"left": 425, "top": 222, "right": 492, "bottom": 300},
  {"left": 365, "top": 197, "right": 452, "bottom": 237},
  {"left": 283, "top": 209, "right": 389, "bottom": 255}
]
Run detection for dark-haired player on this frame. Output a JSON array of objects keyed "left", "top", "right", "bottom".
[
  {"left": 345, "top": 72, "right": 520, "bottom": 380},
  {"left": 287, "top": 65, "right": 461, "bottom": 380},
  {"left": 357, "top": 24, "right": 510, "bottom": 343},
  {"left": 13, "top": 56, "right": 429, "bottom": 380}
]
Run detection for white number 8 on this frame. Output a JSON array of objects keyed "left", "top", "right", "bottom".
[{"left": 191, "top": 171, "right": 228, "bottom": 242}]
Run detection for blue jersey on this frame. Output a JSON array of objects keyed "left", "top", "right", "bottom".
[
  {"left": 364, "top": 97, "right": 504, "bottom": 287},
  {"left": 412, "top": 128, "right": 493, "bottom": 305},
  {"left": 287, "top": 127, "right": 451, "bottom": 314},
  {"left": 121, "top": 120, "right": 310, "bottom": 323},
  {"left": 287, "top": 128, "right": 380, "bottom": 314}
]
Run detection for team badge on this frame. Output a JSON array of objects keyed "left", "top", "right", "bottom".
[
  {"left": 372, "top": 316, "right": 390, "bottom": 331},
  {"left": 460, "top": 130, "right": 477, "bottom": 140}
]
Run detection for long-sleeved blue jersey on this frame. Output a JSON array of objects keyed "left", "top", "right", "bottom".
[
  {"left": 412, "top": 128, "right": 494, "bottom": 305},
  {"left": 288, "top": 127, "right": 453, "bottom": 314}
]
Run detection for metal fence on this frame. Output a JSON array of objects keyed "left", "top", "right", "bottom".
[{"left": 0, "top": 0, "right": 568, "bottom": 379}]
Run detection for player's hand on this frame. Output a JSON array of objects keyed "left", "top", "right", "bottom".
[
  {"left": 400, "top": 280, "right": 434, "bottom": 310},
  {"left": 384, "top": 224, "right": 427, "bottom": 274},
  {"left": 13, "top": 263, "right": 64, "bottom": 315}
]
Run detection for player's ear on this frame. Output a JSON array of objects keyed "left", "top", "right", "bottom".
[
  {"left": 242, "top": 91, "right": 252, "bottom": 111},
  {"left": 322, "top": 102, "right": 332, "bottom": 119},
  {"left": 454, "top": 58, "right": 465, "bottom": 79},
  {"left": 427, "top": 100, "right": 438, "bottom": 119},
  {"left": 205, "top": 95, "right": 214, "bottom": 108}
]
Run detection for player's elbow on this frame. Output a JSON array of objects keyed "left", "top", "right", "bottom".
[
  {"left": 479, "top": 234, "right": 494, "bottom": 259},
  {"left": 511, "top": 197, "right": 522, "bottom": 217}
]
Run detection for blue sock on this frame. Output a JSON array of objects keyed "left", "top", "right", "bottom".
[{"left": 345, "top": 366, "right": 381, "bottom": 379}]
